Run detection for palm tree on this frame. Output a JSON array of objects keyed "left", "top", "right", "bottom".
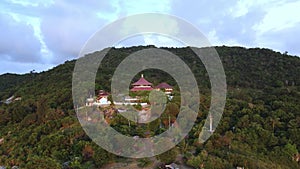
[{"left": 269, "top": 117, "right": 282, "bottom": 134}]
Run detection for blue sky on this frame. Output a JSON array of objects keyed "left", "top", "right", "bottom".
[{"left": 0, "top": 0, "right": 300, "bottom": 74}]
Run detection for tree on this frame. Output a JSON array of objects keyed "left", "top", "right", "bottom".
[
  {"left": 92, "top": 145, "right": 114, "bottom": 167},
  {"left": 156, "top": 147, "right": 179, "bottom": 164},
  {"left": 283, "top": 143, "right": 298, "bottom": 159},
  {"left": 23, "top": 156, "right": 61, "bottom": 169},
  {"left": 166, "top": 103, "right": 180, "bottom": 117},
  {"left": 36, "top": 96, "right": 49, "bottom": 124},
  {"left": 137, "top": 158, "right": 152, "bottom": 168},
  {"left": 269, "top": 117, "right": 282, "bottom": 134},
  {"left": 186, "top": 153, "right": 206, "bottom": 168},
  {"left": 82, "top": 144, "right": 94, "bottom": 161}
]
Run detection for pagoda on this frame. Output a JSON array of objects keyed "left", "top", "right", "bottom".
[
  {"left": 155, "top": 82, "right": 173, "bottom": 94},
  {"left": 131, "top": 74, "right": 153, "bottom": 91}
]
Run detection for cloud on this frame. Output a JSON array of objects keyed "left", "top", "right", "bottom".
[
  {"left": 39, "top": 0, "right": 173, "bottom": 63},
  {"left": 39, "top": 0, "right": 117, "bottom": 64},
  {"left": 115, "top": 34, "right": 185, "bottom": 47},
  {"left": 253, "top": 0, "right": 300, "bottom": 33},
  {"left": 117, "top": 0, "right": 171, "bottom": 15},
  {"left": 0, "top": 0, "right": 120, "bottom": 73},
  {"left": 214, "top": 8, "right": 266, "bottom": 46},
  {"left": 170, "top": 0, "right": 269, "bottom": 46},
  {"left": 170, "top": 0, "right": 300, "bottom": 56},
  {"left": 0, "top": 13, "right": 41, "bottom": 63},
  {"left": 9, "top": 0, "right": 53, "bottom": 7},
  {"left": 169, "top": 0, "right": 248, "bottom": 45},
  {"left": 0, "top": 60, "right": 55, "bottom": 75},
  {"left": 255, "top": 23, "right": 300, "bottom": 56},
  {"left": 0, "top": 0, "right": 300, "bottom": 75},
  {"left": 121, "top": 14, "right": 178, "bottom": 35},
  {"left": 41, "top": 0, "right": 174, "bottom": 58}
]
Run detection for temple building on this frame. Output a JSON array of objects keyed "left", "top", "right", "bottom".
[
  {"left": 96, "top": 90, "right": 110, "bottom": 105},
  {"left": 131, "top": 74, "right": 153, "bottom": 91},
  {"left": 155, "top": 82, "right": 173, "bottom": 94}
]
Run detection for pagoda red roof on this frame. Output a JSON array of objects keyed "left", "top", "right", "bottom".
[
  {"left": 155, "top": 82, "right": 172, "bottom": 89},
  {"left": 132, "top": 77, "right": 152, "bottom": 86},
  {"left": 130, "top": 86, "right": 153, "bottom": 91},
  {"left": 98, "top": 90, "right": 109, "bottom": 97}
]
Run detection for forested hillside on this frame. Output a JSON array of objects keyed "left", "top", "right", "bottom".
[
  {"left": 0, "top": 73, "right": 34, "bottom": 98},
  {"left": 0, "top": 46, "right": 299, "bottom": 168}
]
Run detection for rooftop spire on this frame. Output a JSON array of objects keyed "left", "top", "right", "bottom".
[{"left": 141, "top": 74, "right": 144, "bottom": 78}]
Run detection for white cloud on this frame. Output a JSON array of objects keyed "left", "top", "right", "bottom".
[
  {"left": 40, "top": 0, "right": 173, "bottom": 63},
  {"left": 143, "top": 34, "right": 185, "bottom": 47},
  {"left": 229, "top": 0, "right": 277, "bottom": 18},
  {"left": 170, "top": 0, "right": 300, "bottom": 56},
  {"left": 0, "top": 0, "right": 300, "bottom": 74},
  {"left": 207, "top": 30, "right": 221, "bottom": 46},
  {"left": 117, "top": 0, "right": 171, "bottom": 15},
  {"left": 254, "top": 1, "right": 300, "bottom": 34},
  {"left": 0, "top": 60, "right": 55, "bottom": 75},
  {"left": 255, "top": 22, "right": 300, "bottom": 56},
  {"left": 39, "top": 0, "right": 119, "bottom": 63},
  {"left": 120, "top": 14, "right": 179, "bottom": 37},
  {"left": 0, "top": 13, "right": 42, "bottom": 63},
  {"left": 7, "top": 12, "right": 54, "bottom": 63},
  {"left": 9, "top": 0, "right": 54, "bottom": 7}
]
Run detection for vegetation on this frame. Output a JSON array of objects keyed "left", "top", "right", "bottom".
[{"left": 0, "top": 46, "right": 299, "bottom": 168}]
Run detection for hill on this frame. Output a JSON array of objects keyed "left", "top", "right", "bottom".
[{"left": 0, "top": 46, "right": 299, "bottom": 168}]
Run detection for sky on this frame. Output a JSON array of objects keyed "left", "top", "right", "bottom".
[{"left": 0, "top": 0, "right": 300, "bottom": 75}]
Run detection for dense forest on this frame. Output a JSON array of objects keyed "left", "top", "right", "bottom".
[{"left": 0, "top": 46, "right": 299, "bottom": 169}]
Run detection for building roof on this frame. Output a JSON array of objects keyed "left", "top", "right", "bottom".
[
  {"left": 130, "top": 86, "right": 153, "bottom": 91},
  {"left": 132, "top": 74, "right": 152, "bottom": 86},
  {"left": 99, "top": 92, "right": 109, "bottom": 97},
  {"left": 155, "top": 82, "right": 172, "bottom": 89},
  {"left": 97, "top": 90, "right": 109, "bottom": 100},
  {"left": 98, "top": 90, "right": 109, "bottom": 96}
]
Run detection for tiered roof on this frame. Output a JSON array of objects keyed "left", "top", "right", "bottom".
[
  {"left": 155, "top": 82, "right": 172, "bottom": 89},
  {"left": 132, "top": 75, "right": 152, "bottom": 86},
  {"left": 131, "top": 74, "right": 153, "bottom": 91},
  {"left": 130, "top": 86, "right": 153, "bottom": 91},
  {"left": 130, "top": 75, "right": 173, "bottom": 92}
]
